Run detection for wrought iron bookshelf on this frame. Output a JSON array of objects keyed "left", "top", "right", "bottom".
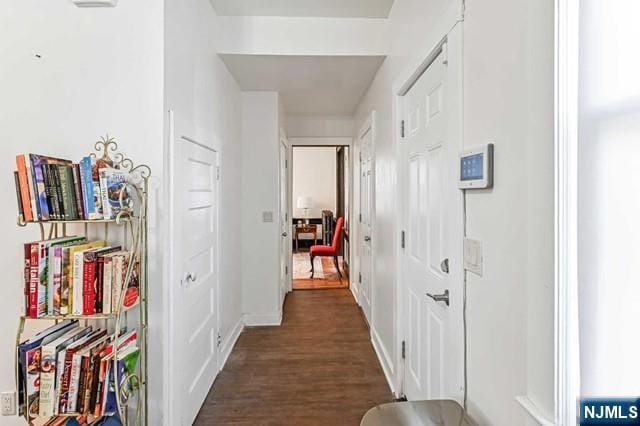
[{"left": 14, "top": 137, "right": 150, "bottom": 426}]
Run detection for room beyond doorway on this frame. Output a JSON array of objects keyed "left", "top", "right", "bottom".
[{"left": 291, "top": 145, "right": 350, "bottom": 290}]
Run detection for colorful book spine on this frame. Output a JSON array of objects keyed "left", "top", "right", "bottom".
[
  {"left": 80, "top": 157, "right": 97, "bottom": 220},
  {"left": 82, "top": 251, "right": 98, "bottom": 315},
  {"left": 15, "top": 155, "right": 33, "bottom": 221},
  {"left": 14, "top": 171, "right": 24, "bottom": 223},
  {"left": 53, "top": 165, "right": 65, "bottom": 220},
  {"left": 28, "top": 243, "right": 39, "bottom": 318},
  {"left": 30, "top": 155, "right": 50, "bottom": 221},
  {"left": 102, "top": 256, "right": 114, "bottom": 314},
  {"left": 24, "top": 154, "right": 39, "bottom": 220},
  {"left": 23, "top": 243, "right": 31, "bottom": 315},
  {"left": 72, "top": 164, "right": 85, "bottom": 220},
  {"left": 42, "top": 164, "right": 57, "bottom": 220},
  {"left": 71, "top": 250, "right": 86, "bottom": 316},
  {"left": 48, "top": 247, "right": 63, "bottom": 316}
]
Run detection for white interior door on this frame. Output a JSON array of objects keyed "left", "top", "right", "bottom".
[
  {"left": 279, "top": 140, "right": 289, "bottom": 304},
  {"left": 401, "top": 49, "right": 462, "bottom": 401},
  {"left": 174, "top": 134, "right": 220, "bottom": 424},
  {"left": 359, "top": 125, "right": 374, "bottom": 324}
]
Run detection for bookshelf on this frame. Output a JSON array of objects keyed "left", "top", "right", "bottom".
[{"left": 14, "top": 137, "right": 150, "bottom": 426}]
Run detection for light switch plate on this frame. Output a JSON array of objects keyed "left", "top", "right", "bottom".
[
  {"left": 463, "top": 238, "right": 483, "bottom": 276},
  {"left": 262, "top": 211, "right": 274, "bottom": 223}
]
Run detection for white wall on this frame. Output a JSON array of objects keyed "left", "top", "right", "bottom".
[
  {"left": 217, "top": 16, "right": 389, "bottom": 56},
  {"left": 241, "top": 92, "right": 283, "bottom": 324},
  {"left": 353, "top": 0, "right": 555, "bottom": 424},
  {"left": 164, "top": 0, "right": 244, "bottom": 422},
  {"left": 292, "top": 147, "right": 337, "bottom": 218},
  {"left": 578, "top": 0, "right": 640, "bottom": 397},
  {"left": 0, "top": 1, "right": 164, "bottom": 425},
  {"left": 287, "top": 116, "right": 354, "bottom": 138}
]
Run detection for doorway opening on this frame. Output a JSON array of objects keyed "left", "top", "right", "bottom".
[{"left": 290, "top": 145, "right": 350, "bottom": 290}]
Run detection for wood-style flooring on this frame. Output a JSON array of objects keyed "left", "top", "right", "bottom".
[
  {"left": 293, "top": 256, "right": 348, "bottom": 290},
  {"left": 194, "top": 289, "right": 393, "bottom": 425}
]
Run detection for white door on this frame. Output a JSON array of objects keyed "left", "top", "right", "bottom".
[
  {"left": 401, "top": 49, "right": 462, "bottom": 400},
  {"left": 174, "top": 135, "right": 220, "bottom": 424},
  {"left": 279, "top": 140, "right": 289, "bottom": 304},
  {"left": 359, "top": 124, "right": 374, "bottom": 324}
]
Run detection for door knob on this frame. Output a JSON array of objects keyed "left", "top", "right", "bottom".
[
  {"left": 426, "top": 289, "right": 449, "bottom": 306},
  {"left": 364, "top": 236, "right": 371, "bottom": 242},
  {"left": 440, "top": 258, "right": 450, "bottom": 274},
  {"left": 282, "top": 232, "right": 288, "bottom": 237}
]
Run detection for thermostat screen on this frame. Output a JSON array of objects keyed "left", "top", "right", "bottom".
[{"left": 461, "top": 153, "right": 484, "bottom": 181}]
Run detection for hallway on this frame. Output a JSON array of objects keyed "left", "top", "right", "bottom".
[{"left": 194, "top": 289, "right": 392, "bottom": 425}]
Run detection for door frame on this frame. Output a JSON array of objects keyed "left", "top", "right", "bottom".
[
  {"left": 554, "top": 0, "right": 580, "bottom": 423},
  {"left": 353, "top": 112, "right": 376, "bottom": 319},
  {"left": 393, "top": 22, "right": 465, "bottom": 399},
  {"left": 279, "top": 135, "right": 292, "bottom": 295},
  {"left": 165, "top": 109, "right": 222, "bottom": 425}
]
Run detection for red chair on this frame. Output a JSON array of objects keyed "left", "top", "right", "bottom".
[{"left": 310, "top": 217, "right": 344, "bottom": 278}]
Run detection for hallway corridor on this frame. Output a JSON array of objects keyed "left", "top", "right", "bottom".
[{"left": 194, "top": 289, "right": 393, "bottom": 425}]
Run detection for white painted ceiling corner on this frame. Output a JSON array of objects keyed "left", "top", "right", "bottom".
[{"left": 72, "top": 0, "right": 118, "bottom": 7}]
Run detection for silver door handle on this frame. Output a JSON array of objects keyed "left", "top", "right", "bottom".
[
  {"left": 364, "top": 236, "right": 371, "bottom": 242},
  {"left": 282, "top": 232, "right": 288, "bottom": 237},
  {"left": 426, "top": 289, "right": 449, "bottom": 306}
]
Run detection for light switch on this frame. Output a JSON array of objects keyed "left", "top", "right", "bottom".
[
  {"left": 463, "top": 238, "right": 483, "bottom": 276},
  {"left": 262, "top": 211, "right": 274, "bottom": 223}
]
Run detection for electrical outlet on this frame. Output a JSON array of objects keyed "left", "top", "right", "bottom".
[{"left": 1, "top": 391, "right": 16, "bottom": 416}]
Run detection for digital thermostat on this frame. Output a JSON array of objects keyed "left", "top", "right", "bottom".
[{"left": 458, "top": 143, "right": 494, "bottom": 189}]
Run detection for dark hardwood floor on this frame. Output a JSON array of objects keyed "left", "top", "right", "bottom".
[{"left": 194, "top": 289, "right": 393, "bottom": 425}]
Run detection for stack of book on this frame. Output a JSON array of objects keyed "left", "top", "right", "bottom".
[
  {"left": 23, "top": 236, "right": 139, "bottom": 318},
  {"left": 18, "top": 320, "right": 140, "bottom": 424},
  {"left": 14, "top": 153, "right": 132, "bottom": 222}
]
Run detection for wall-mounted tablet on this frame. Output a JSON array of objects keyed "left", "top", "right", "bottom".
[{"left": 458, "top": 143, "right": 494, "bottom": 189}]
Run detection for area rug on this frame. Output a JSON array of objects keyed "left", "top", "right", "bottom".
[
  {"left": 293, "top": 252, "right": 323, "bottom": 279},
  {"left": 292, "top": 252, "right": 348, "bottom": 290}
]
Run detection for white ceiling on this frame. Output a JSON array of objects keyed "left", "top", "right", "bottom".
[
  {"left": 220, "top": 55, "right": 386, "bottom": 115},
  {"left": 210, "top": 0, "right": 395, "bottom": 18}
]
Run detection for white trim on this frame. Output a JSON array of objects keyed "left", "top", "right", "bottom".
[
  {"left": 516, "top": 396, "right": 558, "bottom": 426},
  {"left": 219, "top": 317, "right": 245, "bottom": 370},
  {"left": 554, "top": 0, "right": 580, "bottom": 424},
  {"left": 371, "top": 328, "right": 398, "bottom": 396},
  {"left": 243, "top": 312, "right": 283, "bottom": 326}
]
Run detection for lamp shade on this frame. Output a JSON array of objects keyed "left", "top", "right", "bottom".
[{"left": 297, "top": 196, "right": 313, "bottom": 209}]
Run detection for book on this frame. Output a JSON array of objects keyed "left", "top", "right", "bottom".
[
  {"left": 23, "top": 243, "right": 31, "bottom": 315},
  {"left": 38, "top": 326, "right": 89, "bottom": 417},
  {"left": 59, "top": 329, "right": 106, "bottom": 414},
  {"left": 91, "top": 157, "right": 104, "bottom": 219},
  {"left": 38, "top": 236, "right": 86, "bottom": 317},
  {"left": 72, "top": 164, "right": 85, "bottom": 220},
  {"left": 81, "top": 247, "right": 118, "bottom": 316},
  {"left": 123, "top": 257, "right": 140, "bottom": 310},
  {"left": 52, "top": 165, "right": 64, "bottom": 221},
  {"left": 54, "top": 328, "right": 92, "bottom": 415},
  {"left": 24, "top": 154, "right": 39, "bottom": 220},
  {"left": 101, "top": 251, "right": 126, "bottom": 314},
  {"left": 99, "top": 167, "right": 131, "bottom": 220},
  {"left": 17, "top": 320, "right": 78, "bottom": 418},
  {"left": 94, "top": 247, "right": 122, "bottom": 314},
  {"left": 29, "top": 155, "right": 74, "bottom": 222},
  {"left": 69, "top": 335, "right": 110, "bottom": 413},
  {"left": 104, "top": 346, "right": 140, "bottom": 417},
  {"left": 14, "top": 171, "right": 24, "bottom": 223},
  {"left": 70, "top": 241, "right": 107, "bottom": 315},
  {"left": 41, "top": 164, "right": 58, "bottom": 220},
  {"left": 111, "top": 253, "right": 129, "bottom": 312},
  {"left": 80, "top": 156, "right": 99, "bottom": 220},
  {"left": 16, "top": 154, "right": 33, "bottom": 221}
]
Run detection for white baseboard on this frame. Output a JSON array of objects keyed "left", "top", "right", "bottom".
[
  {"left": 349, "top": 282, "right": 359, "bottom": 304},
  {"left": 371, "top": 327, "right": 397, "bottom": 395},
  {"left": 219, "top": 317, "right": 244, "bottom": 371},
  {"left": 243, "top": 312, "right": 282, "bottom": 326},
  {"left": 516, "top": 396, "right": 557, "bottom": 426}
]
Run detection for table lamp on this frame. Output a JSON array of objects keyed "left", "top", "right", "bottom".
[{"left": 297, "top": 196, "right": 313, "bottom": 224}]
